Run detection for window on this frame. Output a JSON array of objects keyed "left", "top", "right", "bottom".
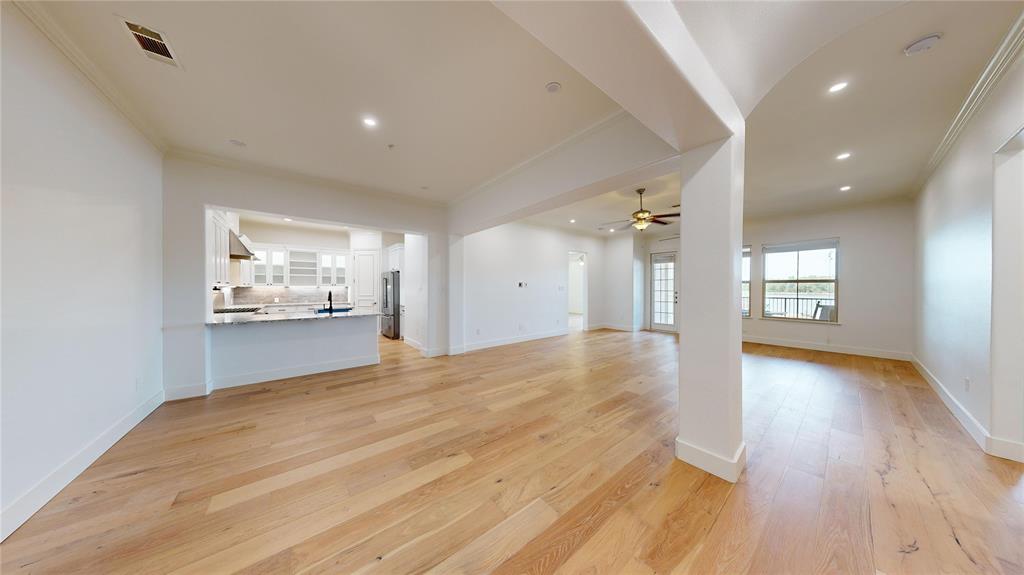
[
  {"left": 741, "top": 246, "right": 751, "bottom": 317},
  {"left": 762, "top": 239, "right": 838, "bottom": 322}
]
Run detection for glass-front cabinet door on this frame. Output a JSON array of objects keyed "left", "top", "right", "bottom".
[
  {"left": 251, "top": 245, "right": 287, "bottom": 286},
  {"left": 319, "top": 252, "right": 348, "bottom": 286},
  {"left": 253, "top": 248, "right": 268, "bottom": 285}
]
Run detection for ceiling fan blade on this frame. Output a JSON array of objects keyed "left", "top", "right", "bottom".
[
  {"left": 659, "top": 235, "right": 680, "bottom": 242},
  {"left": 671, "top": 204, "right": 680, "bottom": 208},
  {"left": 650, "top": 219, "right": 670, "bottom": 225},
  {"left": 651, "top": 212, "right": 680, "bottom": 218}
]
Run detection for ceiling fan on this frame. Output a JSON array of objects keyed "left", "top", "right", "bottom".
[{"left": 599, "top": 188, "right": 680, "bottom": 231}]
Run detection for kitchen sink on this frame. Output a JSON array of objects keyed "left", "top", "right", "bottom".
[{"left": 316, "top": 307, "right": 353, "bottom": 314}]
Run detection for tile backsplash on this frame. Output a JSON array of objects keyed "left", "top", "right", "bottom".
[{"left": 230, "top": 286, "right": 350, "bottom": 305}]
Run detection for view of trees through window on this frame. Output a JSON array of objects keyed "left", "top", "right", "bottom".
[{"left": 762, "top": 241, "right": 838, "bottom": 322}]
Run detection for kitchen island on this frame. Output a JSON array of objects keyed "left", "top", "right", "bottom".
[{"left": 206, "top": 308, "right": 380, "bottom": 390}]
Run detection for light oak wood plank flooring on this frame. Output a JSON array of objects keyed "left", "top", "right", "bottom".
[{"left": 2, "top": 330, "right": 1022, "bottom": 574}]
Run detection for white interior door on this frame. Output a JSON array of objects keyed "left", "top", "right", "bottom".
[
  {"left": 353, "top": 249, "right": 380, "bottom": 311},
  {"left": 651, "top": 252, "right": 679, "bottom": 332}
]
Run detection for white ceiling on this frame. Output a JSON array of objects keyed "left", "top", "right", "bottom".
[
  {"left": 674, "top": 1, "right": 900, "bottom": 117},
  {"left": 744, "top": 1, "right": 1022, "bottom": 217},
  {"left": 40, "top": 1, "right": 621, "bottom": 203},
  {"left": 526, "top": 172, "right": 682, "bottom": 237},
  {"left": 532, "top": 1, "right": 1022, "bottom": 227},
  {"left": 238, "top": 212, "right": 349, "bottom": 233}
]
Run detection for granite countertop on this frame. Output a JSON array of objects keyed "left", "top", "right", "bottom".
[{"left": 207, "top": 308, "right": 378, "bottom": 326}]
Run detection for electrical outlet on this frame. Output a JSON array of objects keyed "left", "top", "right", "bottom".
[
  {"left": 964, "top": 377, "right": 971, "bottom": 392},
  {"left": 518, "top": 323, "right": 525, "bottom": 332},
  {"left": 475, "top": 328, "right": 481, "bottom": 336}
]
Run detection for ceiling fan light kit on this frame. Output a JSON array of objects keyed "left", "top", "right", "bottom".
[{"left": 612, "top": 188, "right": 682, "bottom": 231}]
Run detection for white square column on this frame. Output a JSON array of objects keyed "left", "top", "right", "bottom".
[{"left": 675, "top": 134, "right": 746, "bottom": 482}]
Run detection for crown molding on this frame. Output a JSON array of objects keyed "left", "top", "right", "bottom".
[
  {"left": 165, "top": 147, "right": 448, "bottom": 211},
  {"left": 13, "top": 1, "right": 167, "bottom": 152},
  {"left": 918, "top": 10, "right": 1024, "bottom": 189}
]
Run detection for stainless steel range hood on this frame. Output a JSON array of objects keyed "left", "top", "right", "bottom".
[{"left": 228, "top": 230, "right": 255, "bottom": 260}]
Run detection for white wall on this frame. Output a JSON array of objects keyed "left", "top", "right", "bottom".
[
  {"left": 915, "top": 54, "right": 1024, "bottom": 457},
  {"left": 742, "top": 200, "right": 916, "bottom": 360},
  {"left": 603, "top": 233, "right": 643, "bottom": 331},
  {"left": 461, "top": 222, "right": 605, "bottom": 351},
  {"left": 1, "top": 4, "right": 164, "bottom": 539},
  {"left": 240, "top": 220, "right": 350, "bottom": 250},
  {"left": 403, "top": 234, "right": 429, "bottom": 352},
  {"left": 161, "top": 154, "right": 448, "bottom": 399}
]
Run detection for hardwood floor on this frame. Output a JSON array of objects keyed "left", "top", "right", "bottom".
[{"left": 2, "top": 330, "right": 1022, "bottom": 574}]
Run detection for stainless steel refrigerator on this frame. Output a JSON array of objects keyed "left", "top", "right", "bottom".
[{"left": 381, "top": 270, "right": 400, "bottom": 339}]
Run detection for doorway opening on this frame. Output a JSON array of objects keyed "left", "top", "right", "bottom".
[{"left": 568, "top": 251, "right": 587, "bottom": 332}]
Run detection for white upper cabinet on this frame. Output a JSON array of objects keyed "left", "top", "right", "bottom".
[
  {"left": 251, "top": 245, "right": 287, "bottom": 286},
  {"left": 320, "top": 252, "right": 348, "bottom": 287}
]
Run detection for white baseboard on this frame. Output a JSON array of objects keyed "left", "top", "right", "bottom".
[
  {"left": 675, "top": 437, "right": 747, "bottom": 483},
  {"left": 742, "top": 335, "right": 913, "bottom": 361},
  {"left": 463, "top": 328, "right": 569, "bottom": 353},
  {"left": 595, "top": 323, "right": 639, "bottom": 332},
  {"left": 164, "top": 383, "right": 209, "bottom": 401},
  {"left": 423, "top": 347, "right": 447, "bottom": 358},
  {"left": 911, "top": 356, "right": 1022, "bottom": 463},
  {"left": 987, "top": 435, "right": 1024, "bottom": 463},
  {"left": 1, "top": 389, "right": 165, "bottom": 541},
  {"left": 209, "top": 354, "right": 381, "bottom": 391},
  {"left": 911, "top": 356, "right": 990, "bottom": 449},
  {"left": 404, "top": 336, "right": 425, "bottom": 352}
]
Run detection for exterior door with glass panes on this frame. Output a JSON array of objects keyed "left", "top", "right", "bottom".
[{"left": 651, "top": 252, "right": 679, "bottom": 332}]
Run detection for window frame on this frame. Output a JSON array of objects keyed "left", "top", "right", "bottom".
[
  {"left": 741, "top": 245, "right": 751, "bottom": 318},
  {"left": 760, "top": 239, "right": 839, "bottom": 323}
]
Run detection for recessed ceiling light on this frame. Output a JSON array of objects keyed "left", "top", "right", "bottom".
[
  {"left": 828, "top": 82, "right": 848, "bottom": 93},
  {"left": 569, "top": 219, "right": 576, "bottom": 223},
  {"left": 283, "top": 218, "right": 293, "bottom": 222},
  {"left": 546, "top": 81, "right": 562, "bottom": 93},
  {"left": 840, "top": 185, "right": 852, "bottom": 192},
  {"left": 609, "top": 228, "right": 615, "bottom": 233},
  {"left": 228, "top": 139, "right": 246, "bottom": 147},
  {"left": 362, "top": 116, "right": 378, "bottom": 128},
  {"left": 836, "top": 152, "right": 851, "bottom": 160}
]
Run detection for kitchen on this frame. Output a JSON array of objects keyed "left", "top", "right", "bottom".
[{"left": 204, "top": 207, "right": 417, "bottom": 389}]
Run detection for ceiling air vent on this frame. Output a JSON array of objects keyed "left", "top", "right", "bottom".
[{"left": 124, "top": 21, "right": 177, "bottom": 66}]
